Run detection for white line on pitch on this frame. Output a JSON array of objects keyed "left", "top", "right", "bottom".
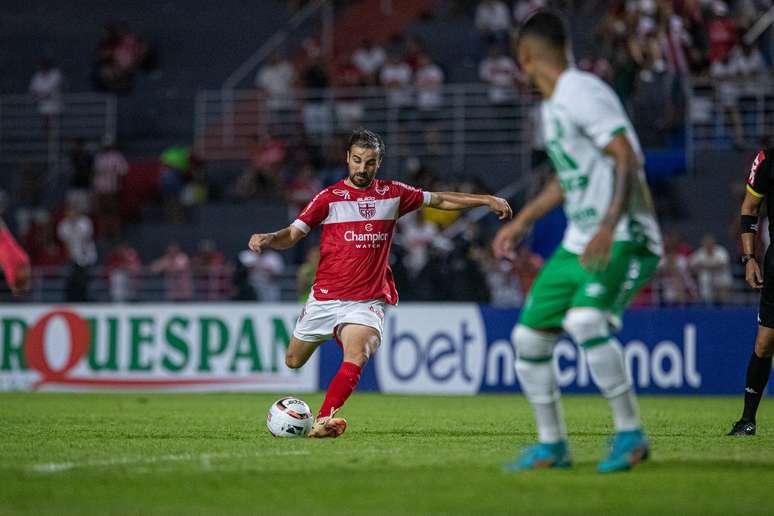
[{"left": 27, "top": 449, "right": 311, "bottom": 474}]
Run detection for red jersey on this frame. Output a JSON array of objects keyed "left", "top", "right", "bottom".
[
  {"left": 291, "top": 178, "right": 430, "bottom": 304},
  {"left": 0, "top": 228, "right": 30, "bottom": 289}
]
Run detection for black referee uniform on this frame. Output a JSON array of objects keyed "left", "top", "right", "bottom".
[
  {"left": 746, "top": 148, "right": 774, "bottom": 327},
  {"left": 728, "top": 147, "right": 774, "bottom": 435}
]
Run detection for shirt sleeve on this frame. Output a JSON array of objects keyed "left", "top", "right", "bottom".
[
  {"left": 565, "top": 80, "right": 630, "bottom": 150},
  {"left": 746, "top": 149, "right": 770, "bottom": 198},
  {"left": 395, "top": 182, "right": 431, "bottom": 216},
  {"left": 292, "top": 190, "right": 329, "bottom": 234}
]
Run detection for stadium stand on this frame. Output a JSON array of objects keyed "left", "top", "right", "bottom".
[{"left": 0, "top": 0, "right": 773, "bottom": 305}]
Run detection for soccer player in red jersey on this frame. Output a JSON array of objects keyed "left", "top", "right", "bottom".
[
  {"left": 248, "top": 128, "right": 512, "bottom": 437},
  {"left": 0, "top": 218, "right": 31, "bottom": 296}
]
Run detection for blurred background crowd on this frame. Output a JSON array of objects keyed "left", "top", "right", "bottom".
[{"left": 0, "top": 0, "right": 772, "bottom": 305}]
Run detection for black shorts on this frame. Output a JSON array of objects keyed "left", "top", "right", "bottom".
[{"left": 759, "top": 248, "right": 774, "bottom": 328}]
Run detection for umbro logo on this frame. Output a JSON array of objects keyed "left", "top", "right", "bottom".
[
  {"left": 375, "top": 184, "right": 390, "bottom": 195},
  {"left": 745, "top": 387, "right": 758, "bottom": 394},
  {"left": 584, "top": 283, "right": 606, "bottom": 298}
]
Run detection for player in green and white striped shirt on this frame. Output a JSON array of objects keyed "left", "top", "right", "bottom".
[{"left": 493, "top": 10, "right": 662, "bottom": 473}]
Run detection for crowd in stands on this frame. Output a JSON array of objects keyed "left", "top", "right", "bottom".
[{"left": 5, "top": 1, "right": 771, "bottom": 305}]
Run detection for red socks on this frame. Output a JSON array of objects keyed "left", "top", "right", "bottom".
[
  {"left": 0, "top": 229, "right": 30, "bottom": 289},
  {"left": 317, "top": 361, "right": 362, "bottom": 419}
]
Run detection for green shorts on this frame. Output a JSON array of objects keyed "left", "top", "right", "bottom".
[{"left": 519, "top": 241, "right": 660, "bottom": 331}]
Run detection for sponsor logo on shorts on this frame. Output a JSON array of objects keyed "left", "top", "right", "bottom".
[{"left": 369, "top": 305, "right": 385, "bottom": 322}]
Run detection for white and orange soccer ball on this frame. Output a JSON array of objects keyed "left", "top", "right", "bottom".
[{"left": 266, "top": 397, "right": 314, "bottom": 437}]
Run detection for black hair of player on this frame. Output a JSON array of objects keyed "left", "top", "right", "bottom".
[
  {"left": 516, "top": 10, "right": 568, "bottom": 51},
  {"left": 348, "top": 128, "right": 386, "bottom": 160}
]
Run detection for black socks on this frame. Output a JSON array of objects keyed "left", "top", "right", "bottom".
[{"left": 742, "top": 352, "right": 773, "bottom": 422}]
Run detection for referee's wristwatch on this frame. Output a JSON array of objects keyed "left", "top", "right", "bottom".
[{"left": 741, "top": 254, "right": 756, "bottom": 265}]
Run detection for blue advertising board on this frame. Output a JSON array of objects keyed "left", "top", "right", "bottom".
[{"left": 319, "top": 306, "right": 762, "bottom": 396}]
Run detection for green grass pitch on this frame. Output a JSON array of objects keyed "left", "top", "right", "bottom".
[{"left": 1, "top": 393, "right": 773, "bottom": 515}]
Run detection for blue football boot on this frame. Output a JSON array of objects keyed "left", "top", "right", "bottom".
[
  {"left": 503, "top": 441, "right": 572, "bottom": 471},
  {"left": 597, "top": 429, "right": 650, "bottom": 473}
]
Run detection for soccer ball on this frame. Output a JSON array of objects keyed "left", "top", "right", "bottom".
[{"left": 266, "top": 397, "right": 314, "bottom": 437}]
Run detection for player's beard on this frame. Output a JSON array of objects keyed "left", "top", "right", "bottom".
[{"left": 349, "top": 172, "right": 373, "bottom": 188}]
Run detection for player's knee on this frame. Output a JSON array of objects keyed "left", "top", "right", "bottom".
[
  {"left": 285, "top": 354, "right": 304, "bottom": 369},
  {"left": 562, "top": 308, "right": 609, "bottom": 347},
  {"left": 512, "top": 324, "right": 556, "bottom": 361},
  {"left": 343, "top": 348, "right": 371, "bottom": 367},
  {"left": 754, "top": 334, "right": 774, "bottom": 358}
]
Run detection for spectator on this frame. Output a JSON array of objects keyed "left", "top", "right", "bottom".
[
  {"left": 192, "top": 239, "right": 229, "bottom": 300},
  {"left": 380, "top": 51, "right": 413, "bottom": 109},
  {"left": 29, "top": 58, "right": 64, "bottom": 135},
  {"left": 286, "top": 162, "right": 322, "bottom": 221},
  {"left": 400, "top": 210, "right": 440, "bottom": 278},
  {"left": 297, "top": 246, "right": 319, "bottom": 302},
  {"left": 710, "top": 50, "right": 745, "bottom": 147},
  {"left": 232, "top": 134, "right": 288, "bottom": 200},
  {"left": 150, "top": 243, "right": 193, "bottom": 301},
  {"left": 92, "top": 22, "right": 153, "bottom": 93},
  {"left": 656, "top": 236, "right": 697, "bottom": 306},
  {"left": 706, "top": 1, "right": 738, "bottom": 64},
  {"left": 658, "top": 2, "right": 693, "bottom": 128},
  {"left": 14, "top": 161, "right": 46, "bottom": 239},
  {"left": 731, "top": 42, "right": 767, "bottom": 96},
  {"left": 689, "top": 233, "right": 733, "bottom": 305},
  {"left": 513, "top": 0, "right": 546, "bottom": 24},
  {"left": 352, "top": 39, "right": 386, "bottom": 85},
  {"left": 511, "top": 243, "right": 543, "bottom": 298},
  {"left": 159, "top": 146, "right": 191, "bottom": 223},
  {"left": 403, "top": 36, "right": 426, "bottom": 71},
  {"left": 239, "top": 248, "right": 285, "bottom": 302},
  {"left": 92, "top": 139, "right": 128, "bottom": 241},
  {"left": 333, "top": 57, "right": 365, "bottom": 130},
  {"left": 255, "top": 51, "right": 296, "bottom": 113},
  {"left": 475, "top": 0, "right": 511, "bottom": 48},
  {"left": 105, "top": 241, "right": 141, "bottom": 302},
  {"left": 415, "top": 53, "right": 444, "bottom": 111},
  {"left": 299, "top": 56, "right": 332, "bottom": 136},
  {"left": 479, "top": 44, "right": 518, "bottom": 104},
  {"left": 67, "top": 139, "right": 94, "bottom": 213},
  {"left": 57, "top": 206, "right": 98, "bottom": 302}
]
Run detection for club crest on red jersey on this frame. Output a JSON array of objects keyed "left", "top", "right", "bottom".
[
  {"left": 358, "top": 197, "right": 376, "bottom": 219},
  {"left": 749, "top": 150, "right": 766, "bottom": 184}
]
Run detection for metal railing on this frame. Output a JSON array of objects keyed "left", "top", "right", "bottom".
[
  {"left": 195, "top": 84, "right": 533, "bottom": 175},
  {"left": 686, "top": 76, "right": 774, "bottom": 156},
  {"left": 0, "top": 265, "right": 301, "bottom": 304},
  {"left": 0, "top": 93, "right": 116, "bottom": 172},
  {"left": 0, "top": 262, "right": 759, "bottom": 306}
]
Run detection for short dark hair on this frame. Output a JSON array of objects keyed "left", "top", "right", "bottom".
[
  {"left": 348, "top": 128, "right": 385, "bottom": 159},
  {"left": 517, "top": 10, "right": 568, "bottom": 51}
]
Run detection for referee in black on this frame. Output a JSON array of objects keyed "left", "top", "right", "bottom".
[{"left": 729, "top": 147, "right": 774, "bottom": 435}]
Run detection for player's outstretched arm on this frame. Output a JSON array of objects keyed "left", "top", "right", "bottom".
[
  {"left": 248, "top": 225, "right": 306, "bottom": 254},
  {"left": 492, "top": 176, "right": 564, "bottom": 259},
  {"left": 427, "top": 191, "right": 512, "bottom": 219}
]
